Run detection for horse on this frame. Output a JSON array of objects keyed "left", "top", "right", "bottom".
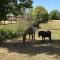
[
  {"left": 23, "top": 26, "right": 36, "bottom": 43},
  {"left": 23, "top": 23, "right": 39, "bottom": 43},
  {"left": 38, "top": 31, "right": 52, "bottom": 43},
  {"left": 32, "top": 22, "right": 40, "bottom": 29}
]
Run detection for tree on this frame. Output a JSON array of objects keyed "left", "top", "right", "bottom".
[
  {"left": 39, "top": 12, "right": 49, "bottom": 23},
  {"left": 19, "top": 0, "right": 33, "bottom": 8},
  {"left": 0, "top": 0, "right": 17, "bottom": 20},
  {"left": 0, "top": 0, "right": 33, "bottom": 20},
  {"left": 34, "top": 6, "right": 49, "bottom": 23},
  {"left": 18, "top": 0, "right": 33, "bottom": 15},
  {"left": 34, "top": 6, "right": 46, "bottom": 14},
  {"left": 49, "top": 10, "right": 60, "bottom": 20}
]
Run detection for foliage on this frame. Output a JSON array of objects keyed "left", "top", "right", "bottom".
[
  {"left": 39, "top": 12, "right": 49, "bottom": 23},
  {"left": 0, "top": 0, "right": 17, "bottom": 20},
  {"left": 0, "top": 0, "right": 33, "bottom": 20},
  {"left": 18, "top": 0, "right": 33, "bottom": 15},
  {"left": 0, "top": 27, "right": 24, "bottom": 42},
  {"left": 34, "top": 6, "right": 46, "bottom": 14},
  {"left": 27, "top": 8, "right": 34, "bottom": 16},
  {"left": 0, "top": 29, "right": 19, "bottom": 42},
  {"left": 0, "top": 18, "right": 34, "bottom": 42},
  {"left": 34, "top": 6, "right": 49, "bottom": 23},
  {"left": 49, "top": 10, "right": 60, "bottom": 20},
  {"left": 19, "top": 0, "right": 33, "bottom": 8}
]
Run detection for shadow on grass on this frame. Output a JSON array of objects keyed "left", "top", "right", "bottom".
[{"left": 0, "top": 39, "right": 60, "bottom": 56}]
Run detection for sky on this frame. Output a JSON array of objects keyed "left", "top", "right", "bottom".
[{"left": 32, "top": 0, "right": 60, "bottom": 12}]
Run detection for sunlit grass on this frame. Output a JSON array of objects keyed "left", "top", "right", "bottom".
[
  {"left": 40, "top": 20, "right": 60, "bottom": 39},
  {"left": 40, "top": 20, "right": 60, "bottom": 29}
]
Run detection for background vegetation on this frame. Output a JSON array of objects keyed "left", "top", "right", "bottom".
[{"left": 0, "top": 0, "right": 60, "bottom": 42}]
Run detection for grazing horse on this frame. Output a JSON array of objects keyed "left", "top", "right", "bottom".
[
  {"left": 23, "top": 27, "right": 36, "bottom": 43},
  {"left": 23, "top": 23, "right": 39, "bottom": 43},
  {"left": 38, "top": 31, "right": 51, "bottom": 43}
]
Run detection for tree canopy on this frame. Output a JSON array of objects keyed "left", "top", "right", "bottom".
[
  {"left": 33, "top": 6, "right": 49, "bottom": 23},
  {"left": 0, "top": 0, "right": 17, "bottom": 20},
  {"left": 0, "top": 0, "right": 33, "bottom": 20},
  {"left": 17, "top": 0, "right": 33, "bottom": 15},
  {"left": 34, "top": 6, "right": 46, "bottom": 14},
  {"left": 49, "top": 10, "right": 60, "bottom": 20}
]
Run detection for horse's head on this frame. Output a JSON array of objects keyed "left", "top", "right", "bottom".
[{"left": 38, "top": 31, "right": 44, "bottom": 37}]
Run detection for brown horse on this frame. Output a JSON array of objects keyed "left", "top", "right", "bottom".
[{"left": 38, "top": 31, "right": 52, "bottom": 43}]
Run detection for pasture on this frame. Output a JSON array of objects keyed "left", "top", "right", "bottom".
[
  {"left": 40, "top": 20, "right": 60, "bottom": 39},
  {"left": 0, "top": 20, "right": 60, "bottom": 60}
]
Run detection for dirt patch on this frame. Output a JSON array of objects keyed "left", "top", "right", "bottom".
[{"left": 0, "top": 40, "right": 60, "bottom": 60}]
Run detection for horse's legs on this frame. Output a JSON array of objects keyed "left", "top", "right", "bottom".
[
  {"left": 44, "top": 37, "right": 45, "bottom": 43},
  {"left": 33, "top": 32, "right": 35, "bottom": 39},
  {"left": 42, "top": 36, "right": 44, "bottom": 43},
  {"left": 42, "top": 36, "right": 45, "bottom": 43},
  {"left": 23, "top": 35, "right": 26, "bottom": 43},
  {"left": 29, "top": 34, "right": 30, "bottom": 39},
  {"left": 32, "top": 34, "right": 34, "bottom": 39},
  {"left": 49, "top": 36, "right": 52, "bottom": 42}
]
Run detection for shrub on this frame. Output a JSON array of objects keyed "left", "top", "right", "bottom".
[
  {"left": 0, "top": 29, "right": 23, "bottom": 43},
  {"left": 0, "top": 30, "right": 7, "bottom": 42}
]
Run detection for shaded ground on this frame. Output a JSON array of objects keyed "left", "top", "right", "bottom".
[{"left": 0, "top": 39, "right": 60, "bottom": 60}]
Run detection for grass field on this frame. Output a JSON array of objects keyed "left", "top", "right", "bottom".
[
  {"left": 0, "top": 20, "right": 60, "bottom": 60},
  {"left": 40, "top": 20, "right": 60, "bottom": 39},
  {"left": 0, "top": 20, "right": 60, "bottom": 40}
]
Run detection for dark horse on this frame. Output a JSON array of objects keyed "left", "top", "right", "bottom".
[
  {"left": 23, "top": 23, "right": 39, "bottom": 43},
  {"left": 38, "top": 31, "right": 52, "bottom": 43},
  {"left": 23, "top": 27, "right": 35, "bottom": 43}
]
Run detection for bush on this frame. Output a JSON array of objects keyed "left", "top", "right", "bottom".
[
  {"left": 0, "top": 28, "right": 23, "bottom": 43},
  {"left": 0, "top": 30, "right": 7, "bottom": 42}
]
